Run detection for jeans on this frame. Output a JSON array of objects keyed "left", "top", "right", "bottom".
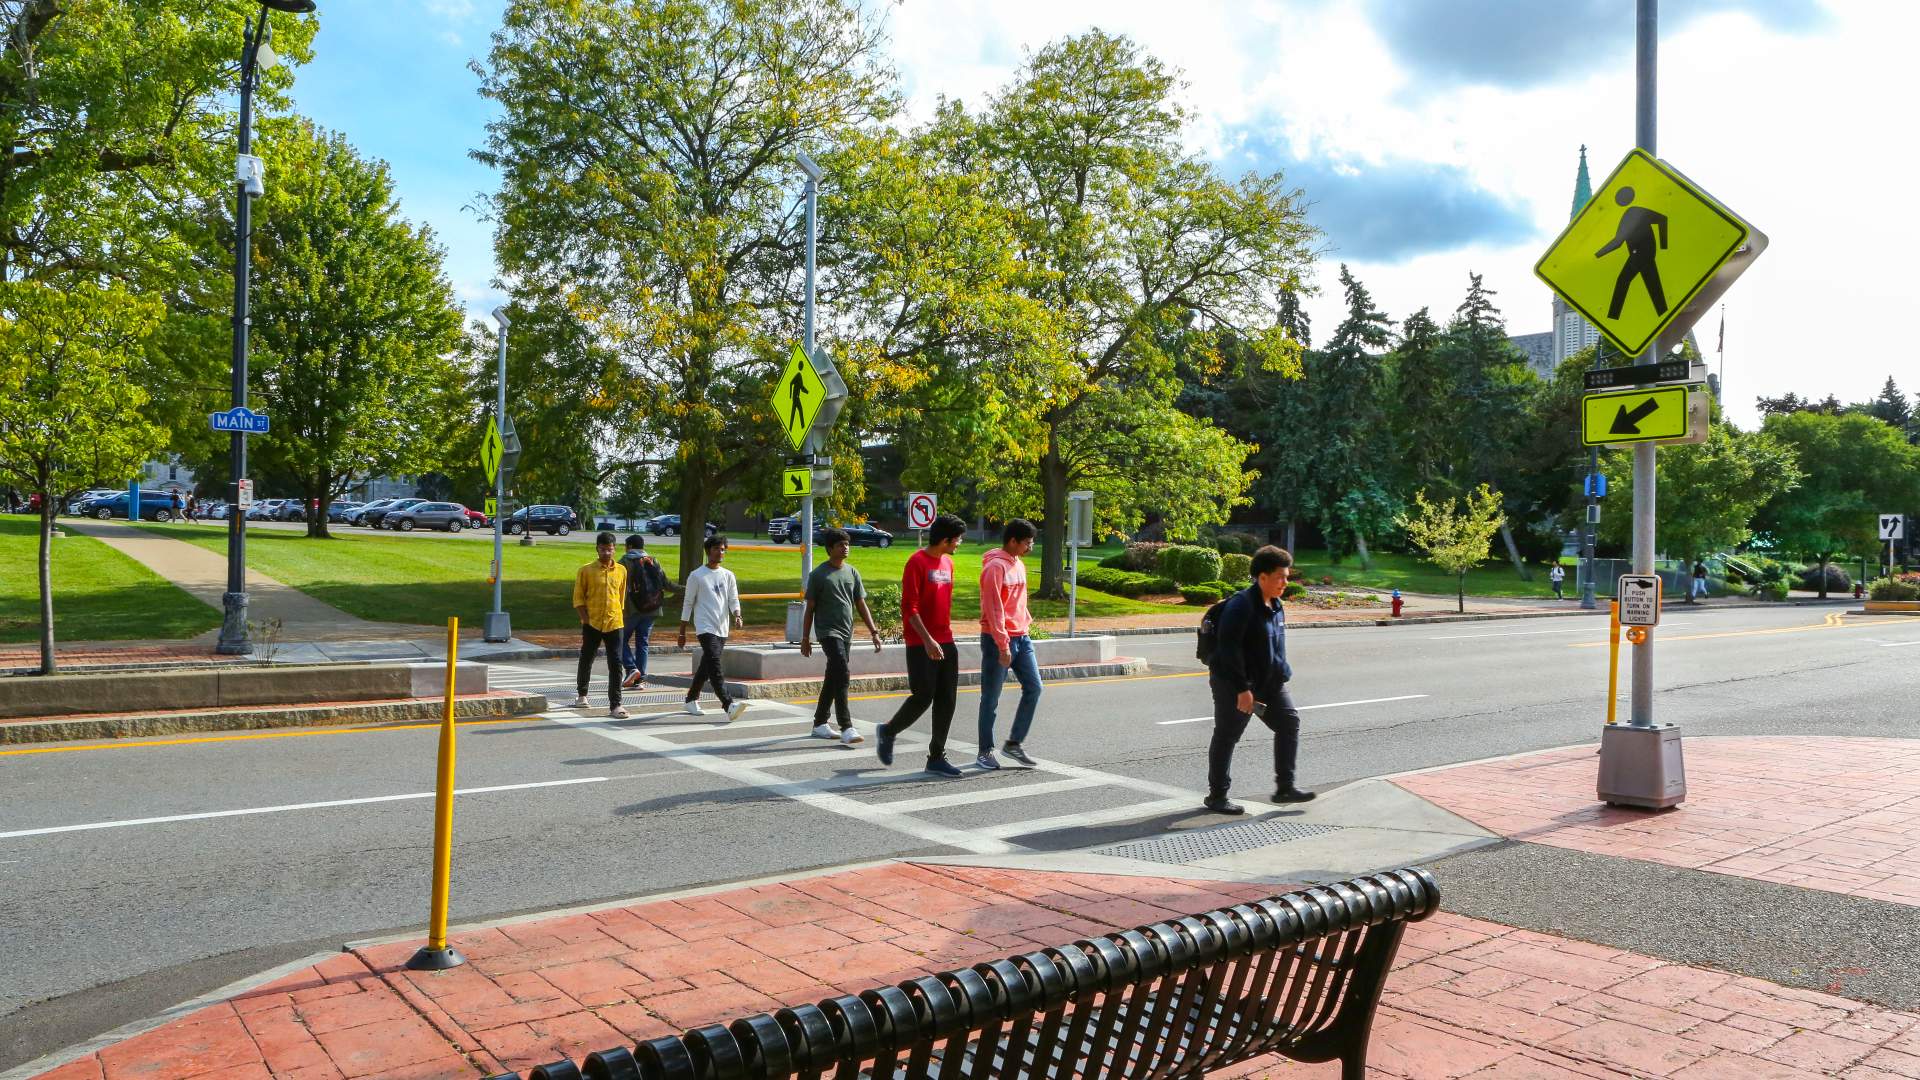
[
  {"left": 686, "top": 632, "right": 733, "bottom": 709},
  {"left": 1552, "top": 579, "right": 1565, "bottom": 599},
  {"left": 882, "top": 644, "right": 959, "bottom": 761},
  {"left": 1691, "top": 578, "right": 1709, "bottom": 597},
  {"left": 815, "top": 636, "right": 853, "bottom": 728},
  {"left": 576, "top": 625, "right": 623, "bottom": 706},
  {"left": 978, "top": 633, "right": 1042, "bottom": 750},
  {"left": 1207, "top": 681, "right": 1301, "bottom": 797},
  {"left": 620, "top": 614, "right": 656, "bottom": 678}
]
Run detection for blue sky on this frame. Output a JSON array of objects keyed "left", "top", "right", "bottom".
[{"left": 285, "top": 1, "right": 1916, "bottom": 428}]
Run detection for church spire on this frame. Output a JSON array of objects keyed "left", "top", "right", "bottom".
[{"left": 1571, "top": 144, "right": 1593, "bottom": 220}]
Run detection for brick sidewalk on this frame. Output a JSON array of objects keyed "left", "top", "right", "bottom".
[
  {"left": 30, "top": 862, "right": 1920, "bottom": 1080},
  {"left": 1395, "top": 736, "right": 1920, "bottom": 908}
]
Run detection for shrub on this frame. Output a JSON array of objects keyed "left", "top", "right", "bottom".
[
  {"left": 866, "top": 584, "right": 903, "bottom": 639},
  {"left": 1181, "top": 584, "right": 1225, "bottom": 605},
  {"left": 1208, "top": 531, "right": 1262, "bottom": 555},
  {"left": 1098, "top": 552, "right": 1130, "bottom": 570},
  {"left": 1751, "top": 579, "right": 1789, "bottom": 601},
  {"left": 1143, "top": 576, "right": 1178, "bottom": 594},
  {"left": 1219, "top": 552, "right": 1253, "bottom": 582},
  {"left": 1796, "top": 563, "right": 1852, "bottom": 593},
  {"left": 1161, "top": 544, "right": 1224, "bottom": 585},
  {"left": 1283, "top": 582, "right": 1307, "bottom": 601},
  {"left": 1869, "top": 575, "right": 1920, "bottom": 601},
  {"left": 1078, "top": 567, "right": 1178, "bottom": 597},
  {"left": 1120, "top": 542, "right": 1167, "bottom": 572}
]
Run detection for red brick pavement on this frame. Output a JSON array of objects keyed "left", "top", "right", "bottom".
[
  {"left": 1394, "top": 736, "right": 1920, "bottom": 907},
  {"left": 30, "top": 863, "right": 1920, "bottom": 1080}
]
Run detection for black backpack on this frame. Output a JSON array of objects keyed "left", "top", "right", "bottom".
[
  {"left": 629, "top": 556, "right": 665, "bottom": 612},
  {"left": 1196, "top": 596, "right": 1232, "bottom": 665}
]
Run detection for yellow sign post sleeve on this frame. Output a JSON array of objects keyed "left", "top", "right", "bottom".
[
  {"left": 1606, "top": 601, "right": 1622, "bottom": 727},
  {"left": 406, "top": 617, "right": 467, "bottom": 970}
]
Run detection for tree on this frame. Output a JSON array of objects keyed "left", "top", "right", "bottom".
[
  {"left": 241, "top": 120, "right": 465, "bottom": 537},
  {"left": 1865, "top": 376, "right": 1914, "bottom": 440},
  {"left": 1754, "top": 411, "right": 1920, "bottom": 596},
  {"left": 1438, "top": 273, "right": 1541, "bottom": 580},
  {"left": 1295, "top": 266, "right": 1392, "bottom": 566},
  {"left": 1387, "top": 307, "right": 1452, "bottom": 496},
  {"left": 0, "top": 280, "right": 166, "bottom": 672},
  {"left": 969, "top": 30, "right": 1316, "bottom": 596},
  {"left": 476, "top": 0, "right": 895, "bottom": 581},
  {"left": 1397, "top": 484, "right": 1505, "bottom": 613}
]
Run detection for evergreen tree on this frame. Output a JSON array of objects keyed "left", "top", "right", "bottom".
[
  {"left": 1866, "top": 377, "right": 1913, "bottom": 435},
  {"left": 1299, "top": 265, "right": 1393, "bottom": 564}
]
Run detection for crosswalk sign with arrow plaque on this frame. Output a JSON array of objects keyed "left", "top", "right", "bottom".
[
  {"left": 783, "top": 466, "right": 812, "bottom": 498},
  {"left": 1581, "top": 384, "right": 1698, "bottom": 447}
]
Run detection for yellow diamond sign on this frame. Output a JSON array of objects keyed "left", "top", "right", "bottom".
[
  {"left": 770, "top": 344, "right": 826, "bottom": 452},
  {"left": 480, "top": 415, "right": 503, "bottom": 484},
  {"left": 1536, "top": 149, "right": 1751, "bottom": 359},
  {"left": 1582, "top": 385, "right": 1694, "bottom": 447},
  {"left": 782, "top": 466, "right": 812, "bottom": 498}
]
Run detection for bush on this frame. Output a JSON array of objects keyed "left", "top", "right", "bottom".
[
  {"left": 1208, "top": 531, "right": 1262, "bottom": 555},
  {"left": 1751, "top": 579, "right": 1789, "bottom": 601},
  {"left": 1181, "top": 584, "right": 1225, "bottom": 605},
  {"left": 1078, "top": 566, "right": 1178, "bottom": 597},
  {"left": 1098, "top": 552, "right": 1130, "bottom": 570},
  {"left": 1161, "top": 544, "right": 1224, "bottom": 585},
  {"left": 1869, "top": 574, "right": 1920, "bottom": 601},
  {"left": 866, "top": 583, "right": 903, "bottom": 639},
  {"left": 1796, "top": 563, "right": 1852, "bottom": 593},
  {"left": 1283, "top": 582, "right": 1307, "bottom": 601},
  {"left": 1219, "top": 552, "right": 1252, "bottom": 583},
  {"left": 1514, "top": 521, "right": 1566, "bottom": 565},
  {"left": 1121, "top": 542, "right": 1168, "bottom": 572}
]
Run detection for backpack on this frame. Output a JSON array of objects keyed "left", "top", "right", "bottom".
[
  {"left": 1196, "top": 596, "right": 1232, "bottom": 665},
  {"left": 629, "top": 556, "right": 665, "bottom": 612}
]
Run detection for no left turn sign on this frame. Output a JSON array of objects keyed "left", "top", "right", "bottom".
[{"left": 907, "top": 492, "right": 937, "bottom": 530}]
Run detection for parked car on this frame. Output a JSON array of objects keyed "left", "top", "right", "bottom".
[
  {"left": 769, "top": 515, "right": 806, "bottom": 544},
  {"left": 325, "top": 500, "right": 363, "bottom": 523},
  {"left": 383, "top": 501, "right": 471, "bottom": 532},
  {"left": 505, "top": 504, "right": 579, "bottom": 536},
  {"left": 842, "top": 522, "right": 895, "bottom": 548},
  {"left": 645, "top": 513, "right": 717, "bottom": 538},
  {"left": 347, "top": 498, "right": 394, "bottom": 526},
  {"left": 365, "top": 498, "right": 426, "bottom": 529},
  {"left": 66, "top": 489, "right": 121, "bottom": 515},
  {"left": 207, "top": 502, "right": 234, "bottom": 520},
  {"left": 84, "top": 491, "right": 181, "bottom": 522},
  {"left": 461, "top": 506, "right": 489, "bottom": 528},
  {"left": 271, "top": 499, "right": 315, "bottom": 522}
]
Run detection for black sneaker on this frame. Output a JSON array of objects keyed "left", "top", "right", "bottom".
[
  {"left": 1203, "top": 796, "right": 1245, "bottom": 815},
  {"left": 1002, "top": 742, "right": 1037, "bottom": 767},
  {"left": 876, "top": 726, "right": 895, "bottom": 766},
  {"left": 925, "top": 756, "right": 963, "bottom": 778},
  {"left": 1271, "top": 786, "right": 1317, "bottom": 804}
]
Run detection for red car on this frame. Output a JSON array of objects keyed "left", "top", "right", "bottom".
[{"left": 462, "top": 506, "right": 489, "bottom": 528}]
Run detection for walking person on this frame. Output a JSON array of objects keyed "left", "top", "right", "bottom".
[
  {"left": 618, "top": 534, "right": 668, "bottom": 690},
  {"left": 976, "top": 518, "right": 1041, "bottom": 770},
  {"left": 678, "top": 535, "right": 749, "bottom": 722},
  {"left": 801, "top": 527, "right": 882, "bottom": 745},
  {"left": 1549, "top": 562, "right": 1566, "bottom": 600},
  {"left": 876, "top": 513, "right": 966, "bottom": 777},
  {"left": 184, "top": 494, "right": 200, "bottom": 523},
  {"left": 1691, "top": 561, "right": 1710, "bottom": 599},
  {"left": 572, "top": 532, "right": 629, "bottom": 718},
  {"left": 1201, "top": 545, "right": 1315, "bottom": 814}
]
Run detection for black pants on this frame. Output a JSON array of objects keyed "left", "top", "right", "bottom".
[
  {"left": 686, "top": 632, "right": 733, "bottom": 710},
  {"left": 576, "top": 625, "right": 622, "bottom": 706},
  {"left": 882, "top": 645, "right": 959, "bottom": 760},
  {"left": 1207, "top": 682, "right": 1300, "bottom": 797},
  {"left": 815, "top": 636, "right": 853, "bottom": 728}
]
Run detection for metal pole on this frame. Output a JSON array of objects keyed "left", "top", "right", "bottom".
[
  {"left": 800, "top": 175, "right": 817, "bottom": 587},
  {"left": 486, "top": 317, "right": 509, "bottom": 641},
  {"left": 1629, "top": 0, "right": 1658, "bottom": 728},
  {"left": 216, "top": 7, "right": 268, "bottom": 657},
  {"left": 1067, "top": 535, "right": 1078, "bottom": 638}
]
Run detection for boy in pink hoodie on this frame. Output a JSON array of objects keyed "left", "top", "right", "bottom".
[{"left": 976, "top": 518, "right": 1042, "bottom": 769}]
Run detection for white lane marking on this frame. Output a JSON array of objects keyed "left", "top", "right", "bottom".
[
  {"left": 977, "top": 797, "right": 1197, "bottom": 839},
  {"left": 1878, "top": 640, "right": 1920, "bottom": 648},
  {"left": 0, "top": 777, "right": 610, "bottom": 841},
  {"left": 1428, "top": 627, "right": 1599, "bottom": 640},
  {"left": 1156, "top": 694, "right": 1429, "bottom": 725},
  {"left": 879, "top": 777, "right": 1105, "bottom": 814}
]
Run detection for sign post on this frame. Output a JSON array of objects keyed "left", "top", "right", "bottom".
[
  {"left": 484, "top": 307, "right": 513, "bottom": 643},
  {"left": 1882, "top": 514, "right": 1906, "bottom": 578},
  {"left": 1067, "top": 492, "right": 1093, "bottom": 638}
]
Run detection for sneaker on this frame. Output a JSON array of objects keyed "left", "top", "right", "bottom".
[
  {"left": 1002, "top": 743, "right": 1036, "bottom": 767},
  {"left": 812, "top": 723, "right": 837, "bottom": 739},
  {"left": 608, "top": 706, "right": 629, "bottom": 719},
  {"left": 622, "top": 672, "right": 643, "bottom": 689},
  {"left": 841, "top": 726, "right": 864, "bottom": 745},
  {"left": 571, "top": 694, "right": 590, "bottom": 709},
  {"left": 1203, "top": 796, "right": 1246, "bottom": 815},
  {"left": 725, "top": 701, "right": 749, "bottom": 723},
  {"left": 925, "top": 757, "right": 964, "bottom": 778},
  {"left": 683, "top": 700, "right": 705, "bottom": 716},
  {"left": 975, "top": 750, "right": 1001, "bottom": 771},
  {"left": 876, "top": 727, "right": 895, "bottom": 766},
  {"left": 1271, "top": 786, "right": 1318, "bottom": 804}
]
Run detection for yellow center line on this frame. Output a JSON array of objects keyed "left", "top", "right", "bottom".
[
  {"left": 1568, "top": 613, "right": 1902, "bottom": 648},
  {"left": 840, "top": 668, "right": 1205, "bottom": 706},
  {"left": 0, "top": 715, "right": 536, "bottom": 758}
]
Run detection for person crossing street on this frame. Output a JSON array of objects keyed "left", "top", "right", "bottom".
[
  {"left": 678, "top": 535, "right": 749, "bottom": 723},
  {"left": 572, "top": 532, "right": 629, "bottom": 718},
  {"left": 801, "top": 528, "right": 883, "bottom": 744},
  {"left": 618, "top": 534, "right": 668, "bottom": 690},
  {"left": 976, "top": 518, "right": 1041, "bottom": 770},
  {"left": 876, "top": 513, "right": 966, "bottom": 777},
  {"left": 1200, "top": 545, "right": 1316, "bottom": 814}
]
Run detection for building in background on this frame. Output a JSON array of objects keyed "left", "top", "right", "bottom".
[{"left": 1510, "top": 146, "right": 1602, "bottom": 376}]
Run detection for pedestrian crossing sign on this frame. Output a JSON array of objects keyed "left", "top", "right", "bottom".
[
  {"left": 1535, "top": 149, "right": 1751, "bottom": 358},
  {"left": 770, "top": 344, "right": 826, "bottom": 452},
  {"left": 782, "top": 466, "right": 812, "bottom": 498}
]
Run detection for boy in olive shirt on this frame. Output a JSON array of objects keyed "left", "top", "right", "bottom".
[{"left": 801, "top": 527, "right": 883, "bottom": 744}]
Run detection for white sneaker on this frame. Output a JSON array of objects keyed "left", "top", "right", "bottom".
[
  {"left": 976, "top": 750, "right": 1002, "bottom": 771},
  {"left": 725, "top": 701, "right": 749, "bottom": 723},
  {"left": 609, "top": 706, "right": 629, "bottom": 719},
  {"left": 841, "top": 727, "right": 865, "bottom": 745},
  {"left": 812, "top": 723, "right": 837, "bottom": 739},
  {"left": 571, "top": 695, "right": 590, "bottom": 708},
  {"left": 683, "top": 700, "right": 705, "bottom": 716}
]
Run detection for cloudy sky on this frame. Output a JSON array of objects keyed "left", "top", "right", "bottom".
[{"left": 289, "top": 1, "right": 1913, "bottom": 429}]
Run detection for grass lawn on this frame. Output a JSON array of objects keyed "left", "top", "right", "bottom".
[
  {"left": 1, "top": 515, "right": 223, "bottom": 643},
  {"left": 133, "top": 525, "right": 1162, "bottom": 630},
  {"left": 1288, "top": 548, "right": 1562, "bottom": 599}
]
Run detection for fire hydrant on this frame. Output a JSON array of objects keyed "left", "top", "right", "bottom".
[
  {"left": 1390, "top": 588, "right": 1404, "bottom": 618},
  {"left": 1854, "top": 581, "right": 1865, "bottom": 599}
]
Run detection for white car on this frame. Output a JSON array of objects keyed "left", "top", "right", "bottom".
[{"left": 66, "top": 489, "right": 120, "bottom": 515}]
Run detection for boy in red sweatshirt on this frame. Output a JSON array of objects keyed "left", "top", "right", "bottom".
[
  {"left": 976, "top": 518, "right": 1041, "bottom": 769},
  {"left": 877, "top": 513, "right": 967, "bottom": 777}
]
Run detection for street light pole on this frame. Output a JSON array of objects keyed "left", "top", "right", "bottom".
[
  {"left": 1629, "top": 0, "right": 1659, "bottom": 728},
  {"left": 484, "top": 308, "right": 511, "bottom": 643}
]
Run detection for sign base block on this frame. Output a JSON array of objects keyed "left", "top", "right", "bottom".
[
  {"left": 1598, "top": 722, "right": 1687, "bottom": 809},
  {"left": 483, "top": 611, "right": 512, "bottom": 644}
]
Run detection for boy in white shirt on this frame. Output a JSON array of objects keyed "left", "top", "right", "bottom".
[{"left": 678, "top": 535, "right": 748, "bottom": 721}]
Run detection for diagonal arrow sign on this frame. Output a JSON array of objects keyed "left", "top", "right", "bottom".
[
  {"left": 789, "top": 473, "right": 804, "bottom": 493},
  {"left": 1610, "top": 398, "right": 1662, "bottom": 435}
]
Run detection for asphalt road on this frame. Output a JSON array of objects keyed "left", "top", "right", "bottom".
[{"left": 3, "top": 601, "right": 1916, "bottom": 1070}]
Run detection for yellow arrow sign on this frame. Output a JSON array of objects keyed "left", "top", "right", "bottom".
[
  {"left": 481, "top": 415, "right": 502, "bottom": 484},
  {"left": 782, "top": 466, "right": 812, "bottom": 498},
  {"left": 770, "top": 344, "right": 826, "bottom": 452},
  {"left": 1582, "top": 385, "right": 1693, "bottom": 446},
  {"left": 1536, "top": 149, "right": 1751, "bottom": 358}
]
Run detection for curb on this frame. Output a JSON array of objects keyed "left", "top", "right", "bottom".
[
  {"left": 643, "top": 657, "right": 1152, "bottom": 700},
  {"left": 0, "top": 692, "right": 549, "bottom": 745}
]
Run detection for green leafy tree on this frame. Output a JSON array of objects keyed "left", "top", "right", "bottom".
[
  {"left": 1397, "top": 484, "right": 1505, "bottom": 613},
  {"left": 240, "top": 119, "right": 464, "bottom": 537},
  {"left": 1754, "top": 411, "right": 1920, "bottom": 596},
  {"left": 1438, "top": 274, "right": 1542, "bottom": 579},
  {"left": 1299, "top": 266, "right": 1392, "bottom": 566},
  {"left": 0, "top": 280, "right": 166, "bottom": 672}
]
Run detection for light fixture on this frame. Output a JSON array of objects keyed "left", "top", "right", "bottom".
[
  {"left": 491, "top": 306, "right": 510, "bottom": 329},
  {"left": 794, "top": 150, "right": 823, "bottom": 183},
  {"left": 260, "top": 0, "right": 317, "bottom": 12}
]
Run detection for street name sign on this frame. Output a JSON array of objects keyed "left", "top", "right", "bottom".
[
  {"left": 772, "top": 344, "right": 827, "bottom": 451},
  {"left": 1882, "top": 514, "right": 1906, "bottom": 541},
  {"left": 1581, "top": 384, "right": 1698, "bottom": 446},
  {"left": 1618, "top": 574, "right": 1661, "bottom": 627},
  {"left": 210, "top": 406, "right": 270, "bottom": 434},
  {"left": 1537, "top": 149, "right": 1754, "bottom": 358},
  {"left": 481, "top": 415, "right": 503, "bottom": 484},
  {"left": 907, "top": 492, "right": 937, "bottom": 530},
  {"left": 783, "top": 466, "right": 812, "bottom": 498}
]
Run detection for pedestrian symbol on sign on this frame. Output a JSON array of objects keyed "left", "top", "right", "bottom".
[{"left": 1597, "top": 186, "right": 1669, "bottom": 319}]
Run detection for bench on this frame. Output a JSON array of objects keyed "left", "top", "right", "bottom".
[{"left": 481, "top": 867, "right": 1439, "bottom": 1080}]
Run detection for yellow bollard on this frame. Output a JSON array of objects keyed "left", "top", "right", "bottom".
[
  {"left": 407, "top": 617, "right": 466, "bottom": 971},
  {"left": 1605, "top": 601, "right": 1622, "bottom": 726}
]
